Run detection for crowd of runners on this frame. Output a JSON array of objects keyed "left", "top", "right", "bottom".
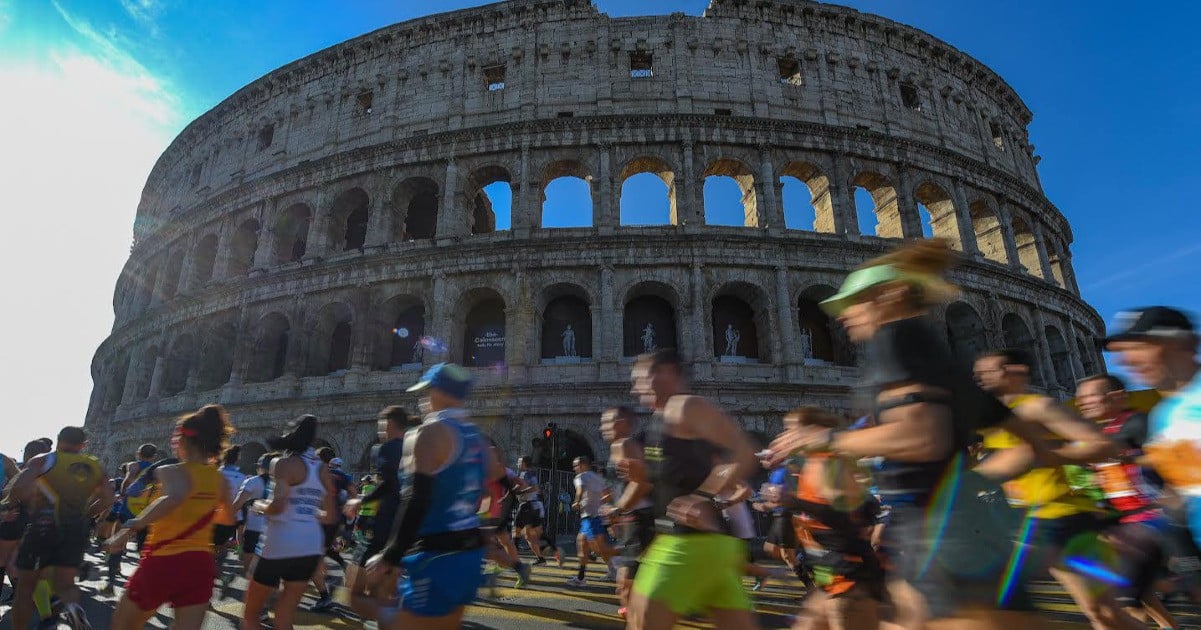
[{"left": 0, "top": 239, "right": 1199, "bottom": 629}]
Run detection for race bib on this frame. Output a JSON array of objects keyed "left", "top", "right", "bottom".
[{"left": 1142, "top": 441, "right": 1201, "bottom": 490}]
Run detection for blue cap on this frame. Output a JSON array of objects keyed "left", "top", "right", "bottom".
[{"left": 406, "top": 362, "right": 473, "bottom": 400}]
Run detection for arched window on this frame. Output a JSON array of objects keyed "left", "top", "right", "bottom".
[
  {"left": 945, "top": 302, "right": 988, "bottom": 368},
  {"left": 274, "top": 204, "right": 311, "bottom": 263},
  {"left": 969, "top": 200, "right": 1007, "bottom": 264},
  {"left": 132, "top": 345, "right": 159, "bottom": 399},
  {"left": 161, "top": 334, "right": 196, "bottom": 396},
  {"left": 532, "top": 428, "right": 596, "bottom": 470},
  {"left": 190, "top": 234, "right": 219, "bottom": 287},
  {"left": 703, "top": 159, "right": 757, "bottom": 227},
  {"left": 623, "top": 287, "right": 678, "bottom": 357},
  {"left": 541, "top": 292, "right": 592, "bottom": 361},
  {"left": 913, "top": 182, "right": 962, "bottom": 249},
  {"left": 797, "top": 286, "right": 846, "bottom": 365},
  {"left": 619, "top": 157, "right": 675, "bottom": 226},
  {"left": 375, "top": 298, "right": 425, "bottom": 370},
  {"left": 1011, "top": 214, "right": 1044, "bottom": 278},
  {"left": 780, "top": 161, "right": 834, "bottom": 232},
  {"left": 711, "top": 285, "right": 768, "bottom": 362},
  {"left": 227, "top": 219, "right": 260, "bottom": 277},
  {"left": 392, "top": 177, "right": 439, "bottom": 240},
  {"left": 308, "top": 302, "right": 354, "bottom": 376},
  {"left": 104, "top": 351, "right": 130, "bottom": 411},
  {"left": 196, "top": 321, "right": 237, "bottom": 391},
  {"left": 161, "top": 250, "right": 185, "bottom": 300},
  {"left": 463, "top": 296, "right": 506, "bottom": 367},
  {"left": 1045, "top": 325, "right": 1073, "bottom": 389},
  {"left": 248, "top": 313, "right": 290, "bottom": 383},
  {"left": 1001, "top": 313, "right": 1043, "bottom": 385},
  {"left": 467, "top": 166, "right": 511, "bottom": 234},
  {"left": 541, "top": 160, "right": 593, "bottom": 228},
  {"left": 1077, "top": 336, "right": 1099, "bottom": 377},
  {"left": 328, "top": 188, "right": 370, "bottom": 252},
  {"left": 138, "top": 264, "right": 159, "bottom": 311},
  {"left": 851, "top": 171, "right": 900, "bottom": 238}
]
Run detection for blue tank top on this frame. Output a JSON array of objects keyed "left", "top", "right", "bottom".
[{"left": 410, "top": 409, "right": 486, "bottom": 537}]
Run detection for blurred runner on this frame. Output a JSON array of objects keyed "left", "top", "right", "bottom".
[{"left": 601, "top": 405, "right": 654, "bottom": 618}]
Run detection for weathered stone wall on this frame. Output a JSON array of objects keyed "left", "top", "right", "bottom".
[{"left": 87, "top": 0, "right": 1100, "bottom": 469}]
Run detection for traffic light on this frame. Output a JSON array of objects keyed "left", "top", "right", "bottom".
[{"left": 543, "top": 422, "right": 557, "bottom": 440}]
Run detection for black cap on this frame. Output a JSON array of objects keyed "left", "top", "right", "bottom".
[{"left": 1104, "top": 307, "right": 1196, "bottom": 346}]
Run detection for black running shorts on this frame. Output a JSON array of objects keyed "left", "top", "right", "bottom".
[
  {"left": 252, "top": 555, "right": 321, "bottom": 587},
  {"left": 15, "top": 515, "right": 89, "bottom": 571}
]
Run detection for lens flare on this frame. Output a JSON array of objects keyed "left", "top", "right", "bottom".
[
  {"left": 394, "top": 327, "right": 410, "bottom": 339},
  {"left": 1063, "top": 556, "right": 1130, "bottom": 587},
  {"left": 420, "top": 336, "right": 448, "bottom": 354}
]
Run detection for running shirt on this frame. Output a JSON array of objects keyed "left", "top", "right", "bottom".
[
  {"left": 219, "top": 465, "right": 247, "bottom": 522},
  {"left": 767, "top": 467, "right": 792, "bottom": 516},
  {"left": 359, "top": 482, "right": 378, "bottom": 517},
  {"left": 36, "top": 451, "right": 104, "bottom": 523},
  {"left": 413, "top": 408, "right": 487, "bottom": 536},
  {"left": 125, "top": 460, "right": 154, "bottom": 515},
  {"left": 790, "top": 453, "right": 882, "bottom": 596},
  {"left": 573, "top": 470, "right": 605, "bottom": 518},
  {"left": 238, "top": 474, "right": 269, "bottom": 533},
  {"left": 1146, "top": 371, "right": 1201, "bottom": 496},
  {"left": 982, "top": 395, "right": 1098, "bottom": 519},
  {"left": 145, "top": 462, "right": 220, "bottom": 557},
  {"left": 1094, "top": 410, "right": 1159, "bottom": 522},
  {"left": 370, "top": 439, "right": 403, "bottom": 532},
  {"left": 644, "top": 405, "right": 724, "bottom": 530},
  {"left": 257, "top": 450, "right": 326, "bottom": 559}
]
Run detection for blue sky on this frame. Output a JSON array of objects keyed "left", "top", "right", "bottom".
[{"left": 1, "top": 0, "right": 1198, "bottom": 460}]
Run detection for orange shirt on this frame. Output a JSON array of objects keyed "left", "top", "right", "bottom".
[{"left": 145, "top": 462, "right": 220, "bottom": 558}]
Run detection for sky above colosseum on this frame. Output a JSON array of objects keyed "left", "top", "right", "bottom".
[{"left": 1, "top": 0, "right": 1198, "bottom": 459}]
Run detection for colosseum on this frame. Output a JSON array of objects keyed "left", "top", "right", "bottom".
[{"left": 86, "top": 0, "right": 1104, "bottom": 473}]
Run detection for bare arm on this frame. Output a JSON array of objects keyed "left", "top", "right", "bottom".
[
  {"left": 4, "top": 453, "right": 49, "bottom": 505},
  {"left": 724, "top": 481, "right": 754, "bottom": 505},
  {"left": 974, "top": 443, "right": 1037, "bottom": 482},
  {"left": 120, "top": 463, "right": 140, "bottom": 493},
  {"left": 89, "top": 472, "right": 117, "bottom": 517},
  {"left": 318, "top": 466, "right": 338, "bottom": 524},
  {"left": 232, "top": 480, "right": 258, "bottom": 512},
  {"left": 1007, "top": 398, "right": 1119, "bottom": 465},
  {"left": 831, "top": 384, "right": 954, "bottom": 461},
  {"left": 612, "top": 439, "right": 652, "bottom": 513},
  {"left": 262, "top": 457, "right": 297, "bottom": 516},
  {"left": 674, "top": 395, "right": 758, "bottom": 485},
  {"left": 127, "top": 465, "right": 191, "bottom": 530}
]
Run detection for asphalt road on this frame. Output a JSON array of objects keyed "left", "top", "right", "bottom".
[{"left": 1, "top": 543, "right": 1197, "bottom": 629}]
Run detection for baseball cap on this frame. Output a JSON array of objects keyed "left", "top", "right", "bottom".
[
  {"left": 820, "top": 263, "right": 958, "bottom": 317},
  {"left": 1103, "top": 306, "right": 1196, "bottom": 346},
  {"left": 406, "top": 362, "right": 473, "bottom": 400},
  {"left": 330, "top": 457, "right": 344, "bottom": 468}
]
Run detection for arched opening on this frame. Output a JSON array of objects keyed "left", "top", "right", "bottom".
[
  {"left": 619, "top": 157, "right": 675, "bottom": 226},
  {"left": 541, "top": 160, "right": 593, "bottom": 228},
  {"left": 248, "top": 313, "right": 290, "bottom": 383},
  {"left": 161, "top": 334, "right": 196, "bottom": 397},
  {"left": 237, "top": 441, "right": 267, "bottom": 475},
  {"left": 132, "top": 345, "right": 159, "bottom": 400},
  {"left": 711, "top": 283, "right": 769, "bottom": 362},
  {"left": 137, "top": 264, "right": 159, "bottom": 311},
  {"left": 541, "top": 289, "right": 592, "bottom": 361},
  {"left": 161, "top": 251, "right": 184, "bottom": 300},
  {"left": 1048, "top": 242, "right": 1067, "bottom": 289},
  {"left": 273, "top": 203, "right": 311, "bottom": 263},
  {"left": 703, "top": 159, "right": 758, "bottom": 227},
  {"left": 307, "top": 302, "right": 354, "bottom": 376},
  {"left": 797, "top": 285, "right": 848, "bottom": 365},
  {"left": 196, "top": 321, "right": 237, "bottom": 391},
  {"left": 914, "top": 182, "right": 962, "bottom": 249},
  {"left": 104, "top": 351, "right": 130, "bottom": 411},
  {"left": 391, "top": 177, "right": 439, "bottom": 240},
  {"left": 851, "top": 171, "right": 901, "bottom": 238},
  {"left": 227, "top": 219, "right": 260, "bottom": 278},
  {"left": 328, "top": 188, "right": 370, "bottom": 252},
  {"left": 1011, "top": 214, "right": 1044, "bottom": 278},
  {"left": 190, "top": 234, "right": 219, "bottom": 288},
  {"left": 623, "top": 284, "right": 679, "bottom": 357},
  {"left": 1045, "top": 326, "right": 1073, "bottom": 389},
  {"left": 1077, "top": 336, "right": 1099, "bottom": 377},
  {"left": 463, "top": 295, "right": 506, "bottom": 368},
  {"left": 467, "top": 166, "right": 511, "bottom": 234},
  {"left": 945, "top": 302, "right": 988, "bottom": 369},
  {"left": 970, "top": 200, "right": 1007, "bottom": 264},
  {"left": 376, "top": 297, "right": 426, "bottom": 370},
  {"left": 1001, "top": 313, "right": 1043, "bottom": 385},
  {"left": 780, "top": 161, "right": 834, "bottom": 233}
]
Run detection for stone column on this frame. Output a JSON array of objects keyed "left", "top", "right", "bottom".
[
  {"left": 365, "top": 177, "right": 393, "bottom": 248},
  {"left": 757, "top": 144, "right": 784, "bottom": 231},
  {"left": 1031, "top": 222, "right": 1056, "bottom": 282},
  {"left": 599, "top": 265, "right": 618, "bottom": 362},
  {"left": 597, "top": 144, "right": 617, "bottom": 230},
  {"left": 893, "top": 165, "right": 923, "bottom": 239},
  {"left": 507, "top": 265, "right": 532, "bottom": 372},
  {"left": 1066, "top": 326, "right": 1087, "bottom": 381},
  {"left": 513, "top": 145, "right": 533, "bottom": 235},
  {"left": 147, "top": 354, "right": 166, "bottom": 399},
  {"left": 120, "top": 349, "right": 143, "bottom": 406},
  {"left": 996, "top": 200, "right": 1023, "bottom": 270},
  {"left": 1062, "top": 250, "right": 1081, "bottom": 295},
  {"left": 305, "top": 188, "right": 333, "bottom": 259},
  {"left": 689, "top": 263, "right": 708, "bottom": 363},
  {"left": 351, "top": 288, "right": 375, "bottom": 371},
  {"left": 210, "top": 219, "right": 235, "bottom": 280},
  {"left": 774, "top": 266, "right": 796, "bottom": 365},
  {"left": 227, "top": 310, "right": 255, "bottom": 386},
  {"left": 428, "top": 273, "right": 449, "bottom": 364},
  {"left": 829, "top": 155, "right": 857, "bottom": 236},
  {"left": 176, "top": 236, "right": 197, "bottom": 295},
  {"left": 1030, "top": 308, "right": 1059, "bottom": 391},
  {"left": 283, "top": 302, "right": 308, "bottom": 376},
  {"left": 437, "top": 158, "right": 462, "bottom": 238},
  {"left": 679, "top": 141, "right": 702, "bottom": 226},
  {"left": 950, "top": 180, "right": 981, "bottom": 256}
]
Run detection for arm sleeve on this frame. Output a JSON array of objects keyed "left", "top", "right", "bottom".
[
  {"left": 361, "top": 443, "right": 401, "bottom": 504},
  {"left": 380, "top": 473, "right": 435, "bottom": 565}
]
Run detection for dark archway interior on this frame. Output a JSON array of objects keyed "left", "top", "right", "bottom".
[
  {"left": 623, "top": 295, "right": 677, "bottom": 357},
  {"left": 389, "top": 305, "right": 425, "bottom": 367},
  {"left": 711, "top": 294, "right": 759, "bottom": 359},
  {"left": 541, "top": 295, "right": 591, "bottom": 359},
  {"left": 463, "top": 298, "right": 506, "bottom": 367}
]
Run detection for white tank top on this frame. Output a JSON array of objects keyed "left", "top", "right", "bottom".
[
  {"left": 220, "top": 466, "right": 248, "bottom": 523},
  {"left": 257, "top": 451, "right": 325, "bottom": 559}
]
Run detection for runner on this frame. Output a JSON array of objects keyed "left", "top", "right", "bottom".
[
  {"left": 975, "top": 349, "right": 1144, "bottom": 630},
  {"left": 310, "top": 447, "right": 352, "bottom": 612},
  {"left": 717, "top": 480, "right": 779, "bottom": 591},
  {"left": 0, "top": 447, "right": 27, "bottom": 601},
  {"left": 567, "top": 456, "right": 617, "bottom": 587},
  {"left": 344, "top": 405, "right": 409, "bottom": 619},
  {"left": 106, "top": 404, "right": 235, "bottom": 629},
  {"left": 366, "top": 362, "right": 502, "bottom": 629},
  {"left": 214, "top": 445, "right": 247, "bottom": 593},
  {"left": 756, "top": 464, "right": 801, "bottom": 583},
  {"left": 623, "top": 348, "right": 762, "bottom": 630},
  {"left": 601, "top": 405, "right": 655, "bottom": 618},
  {"left": 4, "top": 426, "right": 112, "bottom": 630},
  {"left": 0, "top": 440, "right": 53, "bottom": 614},
  {"left": 229, "top": 453, "right": 273, "bottom": 588},
  {"left": 478, "top": 438, "right": 531, "bottom": 589},
  {"left": 242, "top": 415, "right": 336, "bottom": 630},
  {"left": 512, "top": 456, "right": 551, "bottom": 565}
]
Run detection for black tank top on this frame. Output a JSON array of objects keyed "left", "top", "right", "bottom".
[{"left": 644, "top": 408, "right": 722, "bottom": 532}]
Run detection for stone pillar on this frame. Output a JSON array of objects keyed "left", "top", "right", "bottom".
[
  {"left": 996, "top": 200, "right": 1023, "bottom": 270},
  {"left": 513, "top": 145, "right": 533, "bottom": 235},
  {"left": 508, "top": 266, "right": 532, "bottom": 372},
  {"left": 774, "top": 266, "right": 796, "bottom": 365},
  {"left": 283, "top": 303, "right": 308, "bottom": 376},
  {"left": 599, "top": 265, "right": 618, "bottom": 362},
  {"left": 351, "top": 288, "right": 375, "bottom": 371},
  {"left": 365, "top": 178, "right": 393, "bottom": 248},
  {"left": 120, "top": 350, "right": 143, "bottom": 405},
  {"left": 757, "top": 144, "right": 784, "bottom": 231},
  {"left": 210, "top": 219, "right": 235, "bottom": 280},
  {"left": 227, "top": 310, "right": 255, "bottom": 386},
  {"left": 147, "top": 355, "right": 166, "bottom": 399},
  {"left": 176, "top": 236, "right": 197, "bottom": 295},
  {"left": 1030, "top": 308, "right": 1058, "bottom": 392},
  {"left": 893, "top": 165, "right": 924, "bottom": 239},
  {"left": 689, "top": 263, "right": 708, "bottom": 363},
  {"left": 950, "top": 180, "right": 981, "bottom": 256},
  {"left": 597, "top": 144, "right": 617, "bottom": 230},
  {"left": 679, "top": 141, "right": 702, "bottom": 226},
  {"left": 306, "top": 188, "right": 333, "bottom": 259},
  {"left": 1067, "top": 326, "right": 1087, "bottom": 381},
  {"left": 429, "top": 273, "right": 449, "bottom": 364},
  {"left": 1062, "top": 250, "right": 1081, "bottom": 295},
  {"left": 1031, "top": 222, "right": 1056, "bottom": 282},
  {"left": 437, "top": 158, "right": 462, "bottom": 237},
  {"left": 829, "top": 155, "right": 857, "bottom": 236}
]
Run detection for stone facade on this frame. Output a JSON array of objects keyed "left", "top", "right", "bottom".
[{"left": 86, "top": 0, "right": 1103, "bottom": 471}]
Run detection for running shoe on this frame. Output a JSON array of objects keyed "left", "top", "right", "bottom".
[
  {"left": 603, "top": 559, "right": 617, "bottom": 582},
  {"left": 218, "top": 572, "right": 236, "bottom": 599},
  {"left": 751, "top": 577, "right": 764, "bottom": 592},
  {"left": 617, "top": 606, "right": 628, "bottom": 619},
  {"left": 532, "top": 557, "right": 547, "bottom": 566},
  {"left": 63, "top": 602, "right": 92, "bottom": 630},
  {"left": 514, "top": 562, "right": 531, "bottom": 589},
  {"left": 566, "top": 576, "right": 587, "bottom": 588},
  {"left": 310, "top": 593, "right": 335, "bottom": 612},
  {"left": 37, "top": 618, "right": 58, "bottom": 630},
  {"left": 99, "top": 582, "right": 116, "bottom": 596}
]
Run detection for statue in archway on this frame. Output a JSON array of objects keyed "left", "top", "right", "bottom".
[
  {"left": 724, "top": 324, "right": 742, "bottom": 357},
  {"left": 411, "top": 338, "right": 424, "bottom": 364},
  {"left": 641, "top": 323, "right": 656, "bottom": 353},
  {"left": 798, "top": 327, "right": 813, "bottom": 360},
  {"left": 561, "top": 324, "right": 577, "bottom": 357}
]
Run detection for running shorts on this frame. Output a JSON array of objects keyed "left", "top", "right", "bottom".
[
  {"left": 514, "top": 503, "right": 542, "bottom": 529},
  {"left": 127, "top": 551, "right": 216, "bottom": 610},
  {"left": 632, "top": 533, "right": 750, "bottom": 615},
  {"left": 353, "top": 532, "right": 388, "bottom": 567},
  {"left": 252, "top": 555, "right": 321, "bottom": 587},
  {"left": 15, "top": 515, "right": 89, "bottom": 571},
  {"left": 240, "top": 530, "right": 262, "bottom": 556},
  {"left": 212, "top": 524, "right": 238, "bottom": 547},
  {"left": 400, "top": 548, "right": 486, "bottom": 616},
  {"left": 618, "top": 508, "right": 656, "bottom": 573},
  {"left": 766, "top": 512, "right": 797, "bottom": 549},
  {"left": 579, "top": 516, "right": 606, "bottom": 541},
  {"left": 1106, "top": 520, "right": 1166, "bottom": 606},
  {"left": 0, "top": 507, "right": 26, "bottom": 542}
]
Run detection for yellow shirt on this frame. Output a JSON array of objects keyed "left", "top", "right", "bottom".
[
  {"left": 145, "top": 462, "right": 220, "bottom": 558},
  {"left": 981, "top": 394, "right": 1097, "bottom": 519},
  {"left": 36, "top": 451, "right": 104, "bottom": 523}
]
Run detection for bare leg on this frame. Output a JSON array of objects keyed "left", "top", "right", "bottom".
[
  {"left": 710, "top": 605, "right": 762, "bottom": 630},
  {"left": 1134, "top": 592, "right": 1178, "bottom": 629},
  {"left": 51, "top": 567, "right": 82, "bottom": 606},
  {"left": 171, "top": 603, "right": 209, "bottom": 630},
  {"left": 1049, "top": 566, "right": 1144, "bottom": 630},
  {"left": 271, "top": 579, "right": 310, "bottom": 630},
  {"left": 11, "top": 568, "right": 42, "bottom": 630},
  {"left": 240, "top": 575, "right": 271, "bottom": 630},
  {"left": 626, "top": 590, "right": 681, "bottom": 630},
  {"left": 109, "top": 594, "right": 158, "bottom": 629}
]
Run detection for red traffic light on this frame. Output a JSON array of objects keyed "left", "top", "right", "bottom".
[{"left": 543, "top": 428, "right": 553, "bottom": 439}]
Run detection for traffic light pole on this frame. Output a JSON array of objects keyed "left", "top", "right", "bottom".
[{"left": 546, "top": 423, "right": 559, "bottom": 543}]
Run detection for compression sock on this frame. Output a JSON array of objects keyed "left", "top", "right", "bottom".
[
  {"left": 577, "top": 565, "right": 586, "bottom": 580},
  {"left": 107, "top": 551, "right": 123, "bottom": 582},
  {"left": 33, "top": 579, "right": 52, "bottom": 619}
]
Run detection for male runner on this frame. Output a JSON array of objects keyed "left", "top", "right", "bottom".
[
  {"left": 311, "top": 447, "right": 353, "bottom": 612},
  {"left": 974, "top": 349, "right": 1142, "bottom": 629},
  {"left": 1104, "top": 307, "right": 1201, "bottom": 566},
  {"left": 567, "top": 456, "right": 617, "bottom": 587},
  {"left": 0, "top": 439, "right": 53, "bottom": 608},
  {"left": 0, "top": 448, "right": 26, "bottom": 601},
  {"left": 512, "top": 456, "right": 551, "bottom": 565},
  {"left": 5, "top": 426, "right": 113, "bottom": 630},
  {"left": 366, "top": 363, "right": 504, "bottom": 629},
  {"left": 214, "top": 445, "right": 247, "bottom": 592},
  {"left": 230, "top": 453, "right": 273, "bottom": 584},
  {"left": 601, "top": 406, "right": 655, "bottom": 617},
  {"left": 623, "top": 349, "right": 761, "bottom": 630}
]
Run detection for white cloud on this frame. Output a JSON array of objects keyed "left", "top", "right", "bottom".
[
  {"left": 118, "top": 0, "right": 164, "bottom": 35},
  {"left": 0, "top": 4, "right": 185, "bottom": 458}
]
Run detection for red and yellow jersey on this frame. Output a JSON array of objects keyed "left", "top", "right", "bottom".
[{"left": 145, "top": 463, "right": 220, "bottom": 558}]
